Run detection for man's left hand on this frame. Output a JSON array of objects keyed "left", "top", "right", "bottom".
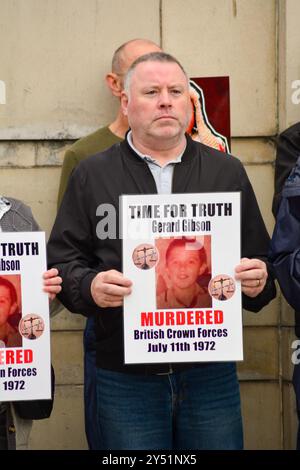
[{"left": 235, "top": 258, "right": 267, "bottom": 298}]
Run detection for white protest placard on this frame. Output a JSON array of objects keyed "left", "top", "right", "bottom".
[
  {"left": 0, "top": 232, "right": 51, "bottom": 401},
  {"left": 122, "top": 192, "right": 242, "bottom": 364}
]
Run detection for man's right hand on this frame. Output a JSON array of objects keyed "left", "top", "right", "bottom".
[{"left": 90, "top": 269, "right": 132, "bottom": 308}]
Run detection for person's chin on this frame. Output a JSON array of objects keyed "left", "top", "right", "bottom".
[
  {"left": 153, "top": 125, "right": 181, "bottom": 140},
  {"left": 175, "top": 282, "right": 193, "bottom": 290}
]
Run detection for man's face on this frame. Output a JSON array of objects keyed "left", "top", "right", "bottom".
[
  {"left": 121, "top": 61, "right": 191, "bottom": 146},
  {"left": 167, "top": 246, "right": 202, "bottom": 290},
  {"left": 0, "top": 285, "right": 15, "bottom": 327}
]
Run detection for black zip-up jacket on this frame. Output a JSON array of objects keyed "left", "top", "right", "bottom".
[
  {"left": 270, "top": 155, "right": 300, "bottom": 337},
  {"left": 48, "top": 135, "right": 276, "bottom": 374}
]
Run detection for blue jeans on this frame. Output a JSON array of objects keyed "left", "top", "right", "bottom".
[
  {"left": 83, "top": 316, "right": 101, "bottom": 449},
  {"left": 96, "top": 362, "right": 243, "bottom": 450}
]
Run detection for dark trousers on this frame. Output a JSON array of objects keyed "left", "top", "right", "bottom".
[
  {"left": 83, "top": 316, "right": 101, "bottom": 449},
  {"left": 293, "top": 362, "right": 300, "bottom": 450}
]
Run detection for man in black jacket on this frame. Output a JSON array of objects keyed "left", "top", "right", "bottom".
[{"left": 48, "top": 52, "right": 276, "bottom": 450}]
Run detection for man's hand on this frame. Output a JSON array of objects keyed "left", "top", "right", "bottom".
[
  {"left": 43, "top": 268, "right": 62, "bottom": 300},
  {"left": 91, "top": 270, "right": 132, "bottom": 308},
  {"left": 235, "top": 258, "right": 268, "bottom": 298}
]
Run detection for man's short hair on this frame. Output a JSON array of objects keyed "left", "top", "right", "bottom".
[
  {"left": 165, "top": 238, "right": 207, "bottom": 266},
  {"left": 124, "top": 51, "right": 189, "bottom": 94},
  {"left": 0, "top": 276, "right": 17, "bottom": 305}
]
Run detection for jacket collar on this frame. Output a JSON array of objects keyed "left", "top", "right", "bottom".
[{"left": 120, "top": 132, "right": 199, "bottom": 166}]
